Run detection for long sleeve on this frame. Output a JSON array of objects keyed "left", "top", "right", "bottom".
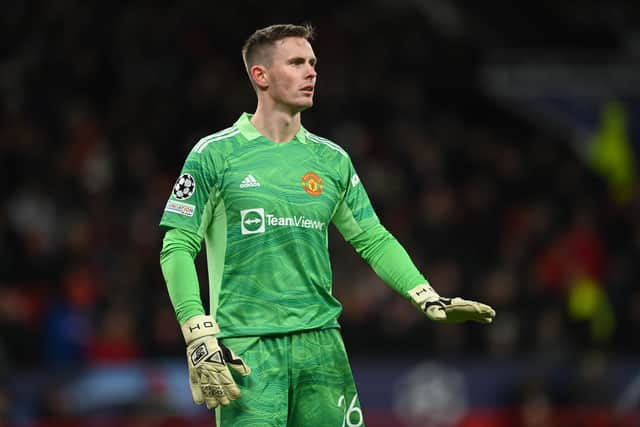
[
  {"left": 160, "top": 227, "right": 205, "bottom": 324},
  {"left": 347, "top": 224, "right": 427, "bottom": 298},
  {"left": 331, "top": 155, "right": 428, "bottom": 298}
]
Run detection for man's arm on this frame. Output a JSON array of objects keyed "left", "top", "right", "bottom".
[
  {"left": 346, "top": 223, "right": 426, "bottom": 297},
  {"left": 346, "top": 224, "right": 495, "bottom": 323},
  {"left": 160, "top": 227, "right": 250, "bottom": 408},
  {"left": 331, "top": 157, "right": 495, "bottom": 324},
  {"left": 160, "top": 227, "right": 205, "bottom": 323}
]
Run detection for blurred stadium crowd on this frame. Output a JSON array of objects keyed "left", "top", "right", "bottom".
[{"left": 1, "top": 0, "right": 639, "bottom": 424}]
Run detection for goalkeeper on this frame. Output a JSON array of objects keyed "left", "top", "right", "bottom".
[{"left": 159, "top": 23, "right": 495, "bottom": 427}]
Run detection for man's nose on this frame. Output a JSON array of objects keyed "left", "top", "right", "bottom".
[{"left": 306, "top": 64, "right": 317, "bottom": 78}]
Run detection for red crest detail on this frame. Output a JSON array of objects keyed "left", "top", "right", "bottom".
[{"left": 301, "top": 172, "right": 323, "bottom": 196}]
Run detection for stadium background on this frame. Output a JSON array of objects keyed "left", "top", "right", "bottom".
[{"left": 1, "top": 1, "right": 640, "bottom": 425}]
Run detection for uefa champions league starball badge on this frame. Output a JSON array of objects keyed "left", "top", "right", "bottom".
[{"left": 173, "top": 173, "right": 196, "bottom": 200}]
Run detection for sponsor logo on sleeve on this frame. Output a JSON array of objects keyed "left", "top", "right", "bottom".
[
  {"left": 165, "top": 200, "right": 195, "bottom": 217},
  {"left": 351, "top": 174, "right": 360, "bottom": 187}
]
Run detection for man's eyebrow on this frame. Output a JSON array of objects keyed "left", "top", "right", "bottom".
[{"left": 287, "top": 56, "right": 317, "bottom": 64}]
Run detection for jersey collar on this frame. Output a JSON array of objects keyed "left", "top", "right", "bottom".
[{"left": 235, "top": 113, "right": 307, "bottom": 144}]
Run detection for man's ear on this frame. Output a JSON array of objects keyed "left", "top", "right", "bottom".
[{"left": 250, "top": 65, "right": 268, "bottom": 89}]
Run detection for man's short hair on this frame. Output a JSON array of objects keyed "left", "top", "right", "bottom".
[{"left": 242, "top": 23, "right": 315, "bottom": 72}]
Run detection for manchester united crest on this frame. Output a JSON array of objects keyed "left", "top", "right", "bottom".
[{"left": 301, "top": 172, "right": 323, "bottom": 196}]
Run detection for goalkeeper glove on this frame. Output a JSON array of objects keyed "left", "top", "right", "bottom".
[
  {"left": 408, "top": 284, "right": 496, "bottom": 323},
  {"left": 181, "top": 315, "right": 250, "bottom": 409}
]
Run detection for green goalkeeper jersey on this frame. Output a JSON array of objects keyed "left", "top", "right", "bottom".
[{"left": 160, "top": 113, "right": 386, "bottom": 338}]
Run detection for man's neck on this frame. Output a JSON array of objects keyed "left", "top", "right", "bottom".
[{"left": 251, "top": 104, "right": 302, "bottom": 143}]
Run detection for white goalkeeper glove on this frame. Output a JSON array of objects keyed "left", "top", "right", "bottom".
[
  {"left": 181, "top": 315, "right": 251, "bottom": 409},
  {"left": 408, "top": 284, "right": 496, "bottom": 323}
]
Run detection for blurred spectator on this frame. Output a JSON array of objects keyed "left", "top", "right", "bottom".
[
  {"left": 87, "top": 305, "right": 141, "bottom": 364},
  {"left": 534, "top": 207, "right": 606, "bottom": 294},
  {"left": 43, "top": 264, "right": 98, "bottom": 367}
]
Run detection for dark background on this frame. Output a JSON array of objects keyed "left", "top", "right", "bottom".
[{"left": 1, "top": 1, "right": 640, "bottom": 425}]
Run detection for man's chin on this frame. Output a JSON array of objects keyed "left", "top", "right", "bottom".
[{"left": 295, "top": 99, "right": 314, "bottom": 112}]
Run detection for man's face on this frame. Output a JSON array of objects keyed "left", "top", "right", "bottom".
[{"left": 264, "top": 37, "right": 317, "bottom": 112}]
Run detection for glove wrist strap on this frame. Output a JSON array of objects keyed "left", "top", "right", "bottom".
[
  {"left": 408, "top": 283, "right": 440, "bottom": 306},
  {"left": 181, "top": 314, "right": 220, "bottom": 344}
]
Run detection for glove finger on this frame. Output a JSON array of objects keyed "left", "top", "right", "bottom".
[
  {"left": 214, "top": 368, "right": 241, "bottom": 400},
  {"left": 425, "top": 305, "right": 446, "bottom": 321},
  {"left": 225, "top": 381, "right": 241, "bottom": 400},
  {"left": 218, "top": 394, "right": 231, "bottom": 406},
  {"left": 190, "top": 386, "right": 204, "bottom": 405},
  {"left": 205, "top": 396, "right": 220, "bottom": 410},
  {"left": 220, "top": 345, "right": 251, "bottom": 376},
  {"left": 189, "top": 375, "right": 204, "bottom": 405},
  {"left": 201, "top": 382, "right": 223, "bottom": 409},
  {"left": 445, "top": 298, "right": 494, "bottom": 323},
  {"left": 227, "top": 359, "right": 251, "bottom": 377},
  {"left": 478, "top": 303, "right": 496, "bottom": 318},
  {"left": 470, "top": 301, "right": 496, "bottom": 322}
]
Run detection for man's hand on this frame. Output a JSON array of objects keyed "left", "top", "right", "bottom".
[
  {"left": 182, "top": 315, "right": 251, "bottom": 409},
  {"left": 408, "top": 284, "right": 496, "bottom": 323}
]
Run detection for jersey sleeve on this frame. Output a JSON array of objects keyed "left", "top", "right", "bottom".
[
  {"left": 332, "top": 156, "right": 427, "bottom": 297},
  {"left": 159, "top": 148, "right": 223, "bottom": 237},
  {"left": 160, "top": 227, "right": 205, "bottom": 324},
  {"left": 331, "top": 156, "right": 380, "bottom": 239}
]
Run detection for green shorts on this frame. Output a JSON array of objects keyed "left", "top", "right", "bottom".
[{"left": 217, "top": 328, "right": 364, "bottom": 427}]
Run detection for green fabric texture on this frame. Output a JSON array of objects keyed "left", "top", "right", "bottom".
[
  {"left": 216, "top": 329, "right": 364, "bottom": 427},
  {"left": 349, "top": 224, "right": 427, "bottom": 297},
  {"left": 160, "top": 227, "right": 205, "bottom": 324},
  {"left": 159, "top": 113, "right": 428, "bottom": 337}
]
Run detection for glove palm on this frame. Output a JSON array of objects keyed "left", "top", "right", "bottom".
[{"left": 408, "top": 284, "right": 496, "bottom": 323}]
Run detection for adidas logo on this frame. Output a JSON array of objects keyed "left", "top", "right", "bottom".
[{"left": 240, "top": 174, "right": 261, "bottom": 188}]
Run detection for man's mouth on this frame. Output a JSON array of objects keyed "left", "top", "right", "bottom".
[{"left": 301, "top": 86, "right": 314, "bottom": 94}]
